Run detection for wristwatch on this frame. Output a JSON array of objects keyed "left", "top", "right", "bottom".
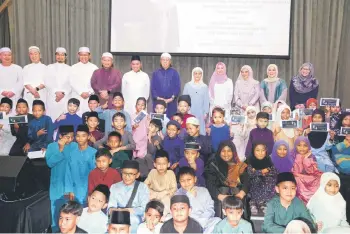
[{"left": 36, "top": 87, "right": 39, "bottom": 91}]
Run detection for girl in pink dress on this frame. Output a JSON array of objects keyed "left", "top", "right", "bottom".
[
  {"left": 291, "top": 136, "right": 323, "bottom": 204},
  {"left": 131, "top": 97, "right": 150, "bottom": 177}
]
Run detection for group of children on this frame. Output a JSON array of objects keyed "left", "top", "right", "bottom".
[{"left": 1, "top": 86, "right": 350, "bottom": 233}]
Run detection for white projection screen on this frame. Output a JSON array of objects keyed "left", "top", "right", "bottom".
[{"left": 110, "top": 0, "right": 292, "bottom": 57}]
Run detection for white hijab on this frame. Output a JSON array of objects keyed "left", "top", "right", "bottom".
[
  {"left": 307, "top": 173, "right": 347, "bottom": 231},
  {"left": 264, "top": 64, "right": 280, "bottom": 83},
  {"left": 190, "top": 67, "right": 205, "bottom": 87},
  {"left": 245, "top": 105, "right": 258, "bottom": 126},
  {"left": 275, "top": 104, "right": 295, "bottom": 138}
]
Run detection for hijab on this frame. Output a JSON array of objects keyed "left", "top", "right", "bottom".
[
  {"left": 273, "top": 100, "right": 287, "bottom": 115},
  {"left": 236, "top": 65, "right": 259, "bottom": 87},
  {"left": 245, "top": 105, "right": 258, "bottom": 126},
  {"left": 292, "top": 136, "right": 312, "bottom": 159},
  {"left": 308, "top": 109, "right": 328, "bottom": 149},
  {"left": 215, "top": 140, "right": 240, "bottom": 175},
  {"left": 275, "top": 104, "right": 295, "bottom": 138},
  {"left": 209, "top": 62, "right": 228, "bottom": 98},
  {"left": 292, "top": 62, "right": 319, "bottom": 94},
  {"left": 248, "top": 143, "right": 273, "bottom": 170},
  {"left": 271, "top": 140, "right": 294, "bottom": 172},
  {"left": 264, "top": 64, "right": 279, "bottom": 83},
  {"left": 306, "top": 98, "right": 318, "bottom": 109},
  {"left": 261, "top": 101, "right": 273, "bottom": 111},
  {"left": 307, "top": 173, "right": 346, "bottom": 231},
  {"left": 190, "top": 67, "right": 205, "bottom": 87}
]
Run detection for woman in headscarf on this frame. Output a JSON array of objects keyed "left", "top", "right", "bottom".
[
  {"left": 260, "top": 64, "right": 288, "bottom": 104},
  {"left": 204, "top": 140, "right": 249, "bottom": 218},
  {"left": 307, "top": 172, "right": 350, "bottom": 233},
  {"left": 234, "top": 65, "right": 260, "bottom": 114},
  {"left": 273, "top": 104, "right": 302, "bottom": 150},
  {"left": 90, "top": 52, "right": 122, "bottom": 109},
  {"left": 271, "top": 140, "right": 294, "bottom": 173},
  {"left": 289, "top": 63, "right": 319, "bottom": 110},
  {"left": 208, "top": 62, "right": 233, "bottom": 123},
  {"left": 151, "top": 53, "right": 181, "bottom": 118},
  {"left": 303, "top": 109, "right": 336, "bottom": 172},
  {"left": 183, "top": 67, "right": 209, "bottom": 135},
  {"left": 291, "top": 136, "right": 323, "bottom": 204}
]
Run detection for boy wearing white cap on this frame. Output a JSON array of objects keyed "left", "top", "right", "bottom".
[
  {"left": 91, "top": 52, "right": 122, "bottom": 109},
  {"left": 45, "top": 47, "right": 73, "bottom": 120},
  {"left": 0, "top": 47, "right": 23, "bottom": 107},
  {"left": 71, "top": 47, "right": 98, "bottom": 116},
  {"left": 23, "top": 46, "right": 47, "bottom": 111}
]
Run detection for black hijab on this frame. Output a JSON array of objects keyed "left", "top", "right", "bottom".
[
  {"left": 215, "top": 140, "right": 240, "bottom": 175},
  {"left": 248, "top": 143, "right": 273, "bottom": 170},
  {"left": 308, "top": 109, "right": 328, "bottom": 149}
]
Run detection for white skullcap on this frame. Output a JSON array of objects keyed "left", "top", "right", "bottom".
[
  {"left": 186, "top": 117, "right": 200, "bottom": 126},
  {"left": 161, "top": 52, "right": 171, "bottom": 59},
  {"left": 78, "top": 47, "right": 90, "bottom": 53},
  {"left": 0, "top": 47, "right": 11, "bottom": 53},
  {"left": 28, "top": 46, "right": 40, "bottom": 53},
  {"left": 102, "top": 52, "right": 113, "bottom": 59},
  {"left": 56, "top": 47, "right": 67, "bottom": 54}
]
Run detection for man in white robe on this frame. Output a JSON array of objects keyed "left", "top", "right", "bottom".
[
  {"left": 0, "top": 47, "right": 23, "bottom": 106},
  {"left": 23, "top": 46, "right": 47, "bottom": 112},
  {"left": 70, "top": 47, "right": 98, "bottom": 116},
  {"left": 45, "top": 47, "right": 72, "bottom": 121},
  {"left": 121, "top": 55, "right": 150, "bottom": 115}
]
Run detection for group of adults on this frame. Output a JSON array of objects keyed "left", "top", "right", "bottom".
[{"left": 0, "top": 46, "right": 319, "bottom": 123}]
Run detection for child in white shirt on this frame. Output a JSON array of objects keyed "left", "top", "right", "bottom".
[{"left": 78, "top": 184, "right": 109, "bottom": 233}]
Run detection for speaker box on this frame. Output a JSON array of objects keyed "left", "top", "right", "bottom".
[{"left": 0, "top": 157, "right": 41, "bottom": 201}]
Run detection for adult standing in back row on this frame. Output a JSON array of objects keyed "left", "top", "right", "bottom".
[
  {"left": 91, "top": 52, "right": 122, "bottom": 109},
  {"left": 122, "top": 55, "right": 150, "bottom": 115},
  {"left": 289, "top": 62, "right": 319, "bottom": 110},
  {"left": 234, "top": 65, "right": 260, "bottom": 114},
  {"left": 151, "top": 53, "right": 181, "bottom": 118},
  {"left": 71, "top": 47, "right": 98, "bottom": 116},
  {"left": 208, "top": 62, "right": 233, "bottom": 123}
]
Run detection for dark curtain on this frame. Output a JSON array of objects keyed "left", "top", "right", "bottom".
[{"left": 0, "top": 0, "right": 10, "bottom": 47}]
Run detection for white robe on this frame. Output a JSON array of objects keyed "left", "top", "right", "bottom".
[
  {"left": 22, "top": 62, "right": 47, "bottom": 111},
  {"left": 70, "top": 62, "right": 98, "bottom": 116},
  {"left": 122, "top": 70, "right": 150, "bottom": 115},
  {"left": 45, "top": 63, "right": 72, "bottom": 121},
  {"left": 209, "top": 78, "right": 233, "bottom": 123},
  {"left": 0, "top": 63, "right": 23, "bottom": 105}
]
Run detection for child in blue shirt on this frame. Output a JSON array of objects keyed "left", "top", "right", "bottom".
[
  {"left": 213, "top": 196, "right": 253, "bottom": 233},
  {"left": 54, "top": 98, "right": 82, "bottom": 141}
]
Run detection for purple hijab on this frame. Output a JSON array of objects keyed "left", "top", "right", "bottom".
[
  {"left": 271, "top": 140, "right": 294, "bottom": 173},
  {"left": 291, "top": 62, "right": 319, "bottom": 94}
]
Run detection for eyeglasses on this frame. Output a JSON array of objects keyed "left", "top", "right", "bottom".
[{"left": 122, "top": 172, "right": 137, "bottom": 177}]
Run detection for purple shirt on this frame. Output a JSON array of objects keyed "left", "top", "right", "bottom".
[
  {"left": 179, "top": 157, "right": 205, "bottom": 187},
  {"left": 151, "top": 67, "right": 181, "bottom": 118},
  {"left": 245, "top": 127, "right": 274, "bottom": 157}
]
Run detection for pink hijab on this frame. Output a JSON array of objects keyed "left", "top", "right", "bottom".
[{"left": 209, "top": 62, "right": 228, "bottom": 98}]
